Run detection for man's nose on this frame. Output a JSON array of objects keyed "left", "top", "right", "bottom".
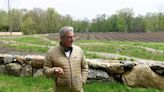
[{"left": 71, "top": 36, "right": 74, "bottom": 42}]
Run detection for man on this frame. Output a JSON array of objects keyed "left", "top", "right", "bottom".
[{"left": 44, "top": 26, "right": 88, "bottom": 92}]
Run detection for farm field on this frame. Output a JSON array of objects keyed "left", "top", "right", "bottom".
[
  {"left": 47, "top": 32, "right": 164, "bottom": 42},
  {"left": 0, "top": 32, "right": 164, "bottom": 61},
  {"left": 0, "top": 32, "right": 164, "bottom": 92}
]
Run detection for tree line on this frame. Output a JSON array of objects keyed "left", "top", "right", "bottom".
[{"left": 0, "top": 8, "right": 164, "bottom": 34}]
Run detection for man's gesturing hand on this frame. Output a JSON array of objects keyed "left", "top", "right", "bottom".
[{"left": 54, "top": 67, "right": 64, "bottom": 77}]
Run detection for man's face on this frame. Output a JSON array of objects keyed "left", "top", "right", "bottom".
[{"left": 61, "top": 31, "right": 74, "bottom": 48}]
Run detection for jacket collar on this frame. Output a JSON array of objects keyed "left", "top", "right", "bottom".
[{"left": 59, "top": 42, "right": 73, "bottom": 53}]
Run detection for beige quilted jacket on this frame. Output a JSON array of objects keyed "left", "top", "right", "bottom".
[{"left": 44, "top": 44, "right": 88, "bottom": 92}]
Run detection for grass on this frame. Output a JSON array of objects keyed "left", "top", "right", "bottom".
[
  {"left": 0, "top": 36, "right": 164, "bottom": 61},
  {"left": 0, "top": 36, "right": 56, "bottom": 46},
  {"left": 0, "top": 74, "right": 53, "bottom": 92},
  {"left": 0, "top": 74, "right": 163, "bottom": 92},
  {"left": 84, "top": 81, "right": 164, "bottom": 92},
  {"left": 79, "top": 43, "right": 164, "bottom": 61},
  {"left": 75, "top": 40, "right": 164, "bottom": 50},
  {"left": 15, "top": 36, "right": 55, "bottom": 45},
  {"left": 84, "top": 52, "right": 106, "bottom": 59},
  {"left": 7, "top": 44, "right": 49, "bottom": 54}
]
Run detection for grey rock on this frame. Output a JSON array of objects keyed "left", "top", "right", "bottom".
[
  {"left": 0, "top": 65, "right": 5, "bottom": 74},
  {"left": 88, "top": 69, "right": 110, "bottom": 80},
  {"left": 20, "top": 65, "right": 32, "bottom": 77},
  {"left": 150, "top": 64, "right": 164, "bottom": 76},
  {"left": 4, "top": 55, "right": 13, "bottom": 64},
  {"left": 87, "top": 59, "right": 124, "bottom": 74},
  {"left": 120, "top": 61, "right": 136, "bottom": 71},
  {"left": 0, "top": 57, "right": 4, "bottom": 64},
  {"left": 5, "top": 63, "right": 21, "bottom": 76},
  {"left": 30, "top": 56, "right": 44, "bottom": 69},
  {"left": 33, "top": 69, "right": 44, "bottom": 77}
]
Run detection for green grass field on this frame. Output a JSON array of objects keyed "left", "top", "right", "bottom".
[
  {"left": 0, "top": 35, "right": 164, "bottom": 92},
  {"left": 0, "top": 74, "right": 163, "bottom": 92},
  {"left": 1, "top": 36, "right": 163, "bottom": 61}
]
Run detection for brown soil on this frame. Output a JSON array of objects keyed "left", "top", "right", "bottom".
[{"left": 46, "top": 32, "right": 164, "bottom": 42}]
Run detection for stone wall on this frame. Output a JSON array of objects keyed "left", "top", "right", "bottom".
[
  {"left": 0, "top": 54, "right": 164, "bottom": 89},
  {"left": 0, "top": 54, "right": 44, "bottom": 77}
]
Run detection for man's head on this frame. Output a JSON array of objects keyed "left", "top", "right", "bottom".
[{"left": 59, "top": 26, "right": 74, "bottom": 48}]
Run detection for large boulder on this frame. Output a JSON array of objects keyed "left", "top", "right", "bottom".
[
  {"left": 31, "top": 56, "right": 44, "bottom": 69},
  {"left": 107, "top": 63, "right": 124, "bottom": 74},
  {"left": 86, "top": 59, "right": 124, "bottom": 74},
  {"left": 87, "top": 59, "right": 109, "bottom": 68},
  {"left": 15, "top": 56, "right": 28, "bottom": 65},
  {"left": 5, "top": 63, "right": 22, "bottom": 76},
  {"left": 122, "top": 64, "right": 164, "bottom": 89}
]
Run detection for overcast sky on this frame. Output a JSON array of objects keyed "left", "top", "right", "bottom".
[{"left": 0, "top": 0, "right": 164, "bottom": 20}]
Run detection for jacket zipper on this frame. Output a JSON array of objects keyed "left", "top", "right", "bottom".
[{"left": 68, "top": 57, "right": 72, "bottom": 92}]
